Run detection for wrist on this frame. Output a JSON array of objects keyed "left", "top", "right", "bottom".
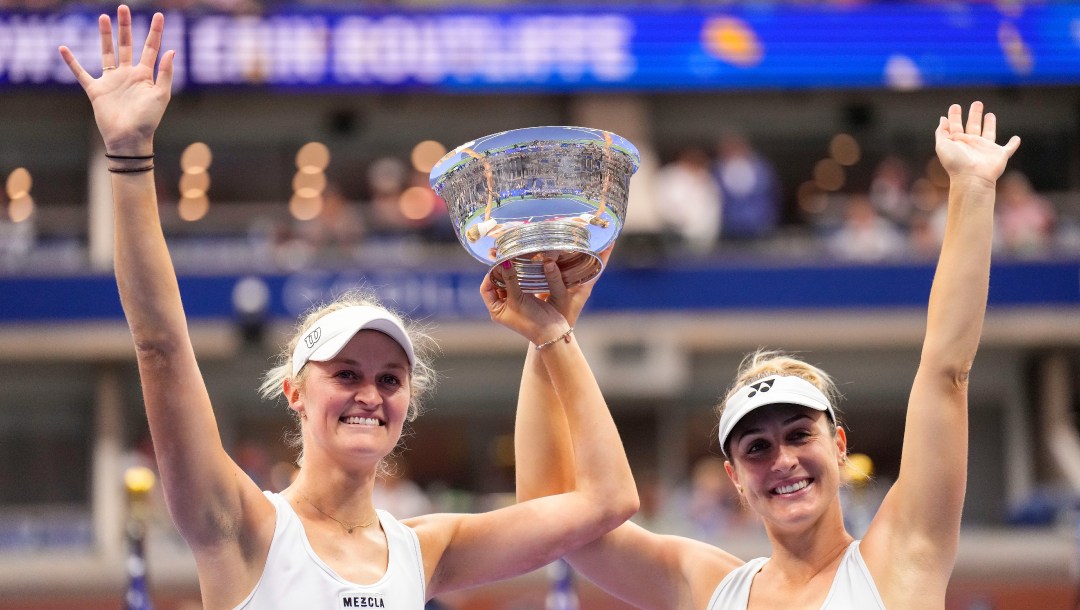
[
  {"left": 106, "top": 151, "right": 155, "bottom": 174},
  {"left": 535, "top": 326, "right": 574, "bottom": 352},
  {"left": 947, "top": 173, "right": 997, "bottom": 192},
  {"left": 103, "top": 135, "right": 154, "bottom": 159}
]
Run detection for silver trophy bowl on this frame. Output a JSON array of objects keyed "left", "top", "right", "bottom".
[{"left": 430, "top": 126, "right": 640, "bottom": 293}]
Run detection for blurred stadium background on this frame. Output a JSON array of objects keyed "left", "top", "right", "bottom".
[{"left": 1, "top": 1, "right": 1079, "bottom": 608}]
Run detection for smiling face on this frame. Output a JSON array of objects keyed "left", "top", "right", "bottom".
[
  {"left": 724, "top": 404, "right": 847, "bottom": 534},
  {"left": 286, "top": 330, "right": 412, "bottom": 468}
]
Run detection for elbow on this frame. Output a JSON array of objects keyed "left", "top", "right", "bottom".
[
  {"left": 608, "top": 467, "right": 641, "bottom": 527},
  {"left": 131, "top": 333, "right": 185, "bottom": 368},
  {"left": 914, "top": 359, "right": 974, "bottom": 410},
  {"left": 951, "top": 366, "right": 972, "bottom": 391},
  {"left": 562, "top": 487, "right": 638, "bottom": 551},
  {"left": 620, "top": 492, "right": 642, "bottom": 524},
  {"left": 601, "top": 488, "right": 640, "bottom": 531},
  {"left": 920, "top": 349, "right": 975, "bottom": 391},
  {"left": 921, "top": 333, "right": 981, "bottom": 377},
  {"left": 576, "top": 484, "right": 639, "bottom": 535},
  {"left": 934, "top": 361, "right": 974, "bottom": 393}
]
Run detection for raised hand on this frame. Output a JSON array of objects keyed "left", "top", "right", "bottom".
[
  {"left": 58, "top": 5, "right": 174, "bottom": 155},
  {"left": 935, "top": 101, "right": 1021, "bottom": 186},
  {"left": 480, "top": 262, "right": 569, "bottom": 346},
  {"left": 541, "top": 246, "right": 612, "bottom": 328}
]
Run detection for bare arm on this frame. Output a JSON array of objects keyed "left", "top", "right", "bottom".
[
  {"left": 865, "top": 103, "right": 1020, "bottom": 589},
  {"left": 414, "top": 258, "right": 639, "bottom": 596},
  {"left": 59, "top": 8, "right": 270, "bottom": 556},
  {"left": 512, "top": 254, "right": 742, "bottom": 610}
]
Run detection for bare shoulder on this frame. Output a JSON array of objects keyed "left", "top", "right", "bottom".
[{"left": 400, "top": 512, "right": 461, "bottom": 561}]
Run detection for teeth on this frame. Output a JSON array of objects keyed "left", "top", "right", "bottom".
[
  {"left": 342, "top": 416, "right": 380, "bottom": 425},
  {"left": 774, "top": 480, "right": 809, "bottom": 495}
]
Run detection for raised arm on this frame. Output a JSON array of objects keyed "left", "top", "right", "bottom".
[
  {"left": 59, "top": 7, "right": 270, "bottom": 558},
  {"left": 513, "top": 254, "right": 742, "bottom": 610},
  {"left": 865, "top": 103, "right": 1020, "bottom": 591},
  {"left": 412, "top": 259, "right": 638, "bottom": 597}
]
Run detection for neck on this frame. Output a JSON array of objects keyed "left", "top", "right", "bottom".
[
  {"left": 762, "top": 499, "right": 854, "bottom": 582},
  {"left": 288, "top": 462, "right": 379, "bottom": 520},
  {"left": 296, "top": 446, "right": 381, "bottom": 492}
]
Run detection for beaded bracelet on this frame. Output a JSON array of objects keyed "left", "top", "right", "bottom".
[{"left": 535, "top": 327, "right": 574, "bottom": 351}]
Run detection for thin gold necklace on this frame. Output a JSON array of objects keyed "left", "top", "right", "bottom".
[{"left": 295, "top": 490, "right": 378, "bottom": 534}]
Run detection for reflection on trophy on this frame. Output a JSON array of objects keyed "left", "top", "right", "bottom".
[{"left": 430, "top": 126, "right": 640, "bottom": 293}]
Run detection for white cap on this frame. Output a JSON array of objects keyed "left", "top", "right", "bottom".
[
  {"left": 291, "top": 305, "right": 415, "bottom": 377},
  {"left": 718, "top": 375, "right": 835, "bottom": 457}
]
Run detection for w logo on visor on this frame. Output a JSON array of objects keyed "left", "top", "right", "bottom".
[
  {"left": 747, "top": 379, "right": 774, "bottom": 398},
  {"left": 304, "top": 327, "right": 322, "bottom": 348}
]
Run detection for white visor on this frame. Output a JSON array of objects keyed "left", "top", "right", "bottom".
[
  {"left": 718, "top": 375, "right": 835, "bottom": 457},
  {"left": 291, "top": 305, "right": 415, "bottom": 376}
]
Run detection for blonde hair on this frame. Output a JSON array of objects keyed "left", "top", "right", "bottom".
[
  {"left": 259, "top": 289, "right": 438, "bottom": 467},
  {"left": 716, "top": 349, "right": 843, "bottom": 456}
]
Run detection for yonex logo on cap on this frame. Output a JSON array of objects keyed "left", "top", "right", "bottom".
[
  {"left": 718, "top": 374, "right": 835, "bottom": 458},
  {"left": 747, "top": 379, "right": 773, "bottom": 397},
  {"left": 303, "top": 327, "right": 322, "bottom": 348}
]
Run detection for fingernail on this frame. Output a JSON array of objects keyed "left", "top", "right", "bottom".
[
  {"left": 544, "top": 260, "right": 555, "bottom": 271},
  {"left": 502, "top": 260, "right": 511, "bottom": 269}
]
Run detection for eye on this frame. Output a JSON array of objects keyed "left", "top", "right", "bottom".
[
  {"left": 745, "top": 439, "right": 768, "bottom": 455},
  {"left": 379, "top": 374, "right": 402, "bottom": 387},
  {"left": 789, "top": 428, "right": 812, "bottom": 442},
  {"left": 334, "top": 369, "right": 358, "bottom": 380}
]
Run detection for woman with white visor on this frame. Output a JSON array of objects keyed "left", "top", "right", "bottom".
[
  {"left": 513, "top": 101, "right": 1020, "bottom": 609},
  {"left": 59, "top": 7, "right": 637, "bottom": 608}
]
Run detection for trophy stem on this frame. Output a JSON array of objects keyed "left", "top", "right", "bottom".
[{"left": 493, "top": 220, "right": 601, "bottom": 293}]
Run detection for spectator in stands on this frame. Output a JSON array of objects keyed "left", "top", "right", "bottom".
[
  {"left": 827, "top": 193, "right": 907, "bottom": 262},
  {"left": 995, "top": 169, "right": 1056, "bottom": 258},
  {"left": 514, "top": 101, "right": 1020, "bottom": 609},
  {"left": 0, "top": 207, "right": 35, "bottom": 271},
  {"left": 654, "top": 146, "right": 723, "bottom": 256},
  {"left": 403, "top": 170, "right": 455, "bottom": 244},
  {"left": 668, "top": 457, "right": 761, "bottom": 544},
  {"left": 617, "top": 145, "right": 669, "bottom": 264},
  {"left": 713, "top": 131, "right": 781, "bottom": 241},
  {"left": 60, "top": 7, "right": 636, "bottom": 608},
  {"left": 294, "top": 183, "right": 366, "bottom": 261},
  {"left": 365, "top": 156, "right": 414, "bottom": 236},
  {"left": 373, "top": 455, "right": 433, "bottom": 519},
  {"left": 868, "top": 154, "right": 914, "bottom": 229},
  {"left": 906, "top": 174, "right": 953, "bottom": 260}
]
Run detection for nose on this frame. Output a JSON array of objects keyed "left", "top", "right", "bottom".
[
  {"left": 354, "top": 381, "right": 382, "bottom": 407},
  {"left": 772, "top": 444, "right": 798, "bottom": 473}
]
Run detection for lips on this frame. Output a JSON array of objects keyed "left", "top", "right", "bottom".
[
  {"left": 771, "top": 478, "right": 811, "bottom": 495},
  {"left": 340, "top": 415, "right": 382, "bottom": 426}
]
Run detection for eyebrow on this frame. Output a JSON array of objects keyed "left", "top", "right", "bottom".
[{"left": 733, "top": 411, "right": 814, "bottom": 444}]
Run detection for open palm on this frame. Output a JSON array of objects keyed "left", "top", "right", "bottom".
[
  {"left": 935, "top": 101, "right": 1020, "bottom": 185},
  {"left": 58, "top": 6, "right": 174, "bottom": 154}
]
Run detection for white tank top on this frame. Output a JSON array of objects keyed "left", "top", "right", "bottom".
[
  {"left": 232, "top": 491, "right": 427, "bottom": 610},
  {"left": 706, "top": 540, "right": 886, "bottom": 610}
]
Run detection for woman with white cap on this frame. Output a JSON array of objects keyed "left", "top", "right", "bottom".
[
  {"left": 514, "top": 100, "right": 1020, "bottom": 609},
  {"left": 59, "top": 7, "right": 637, "bottom": 609}
]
